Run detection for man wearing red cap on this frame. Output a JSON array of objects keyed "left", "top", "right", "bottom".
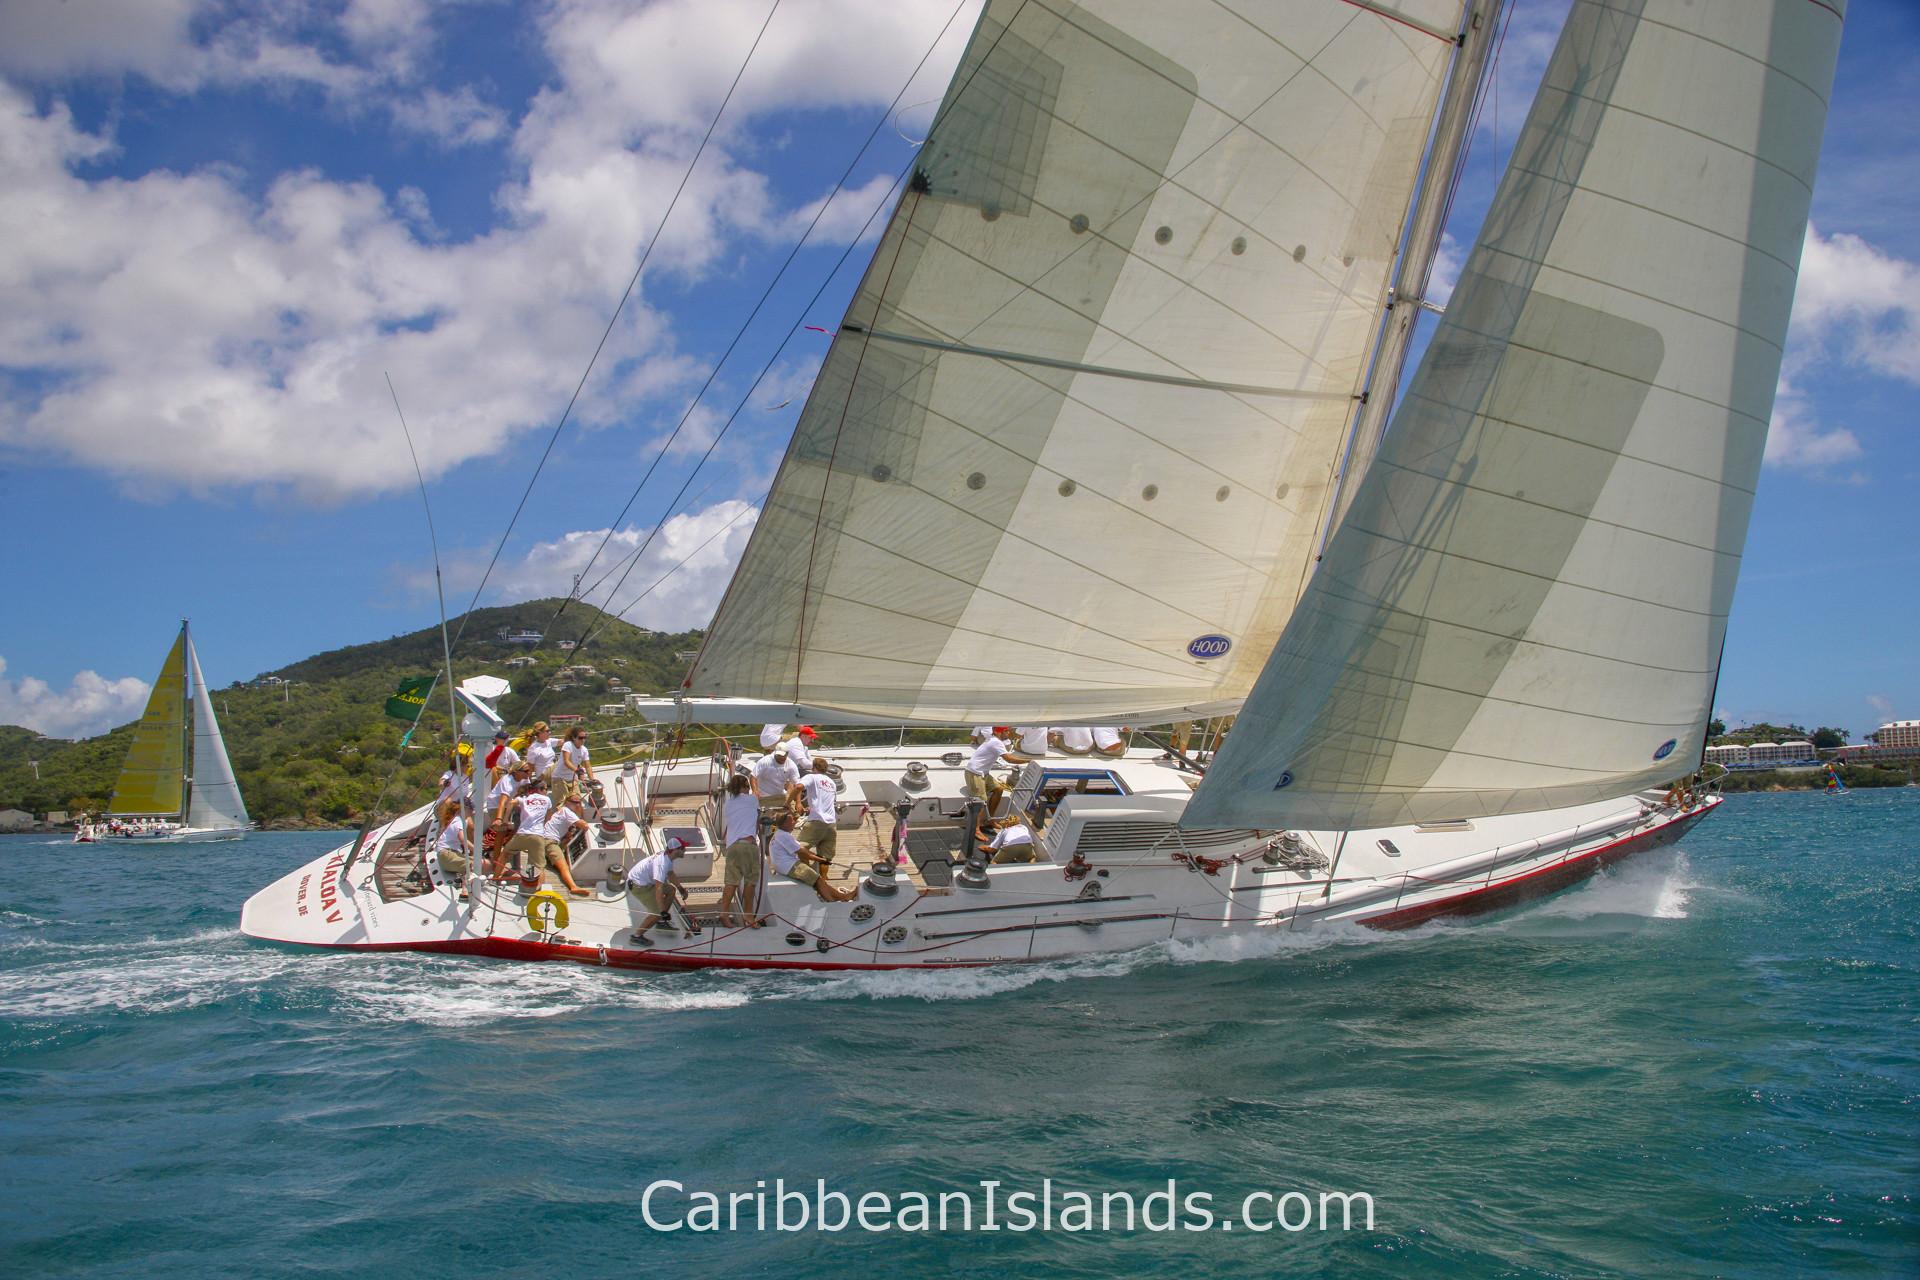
[
  {"left": 781, "top": 725, "right": 817, "bottom": 773},
  {"left": 963, "top": 727, "right": 1032, "bottom": 805}
]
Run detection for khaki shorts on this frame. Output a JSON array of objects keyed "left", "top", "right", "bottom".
[
  {"left": 962, "top": 771, "right": 991, "bottom": 801},
  {"left": 629, "top": 882, "right": 663, "bottom": 913},
  {"left": 783, "top": 861, "right": 819, "bottom": 887},
  {"left": 796, "top": 818, "right": 837, "bottom": 863},
  {"left": 723, "top": 838, "right": 760, "bottom": 886},
  {"left": 991, "top": 843, "right": 1037, "bottom": 864},
  {"left": 437, "top": 847, "right": 470, "bottom": 878},
  {"left": 504, "top": 832, "right": 558, "bottom": 874}
]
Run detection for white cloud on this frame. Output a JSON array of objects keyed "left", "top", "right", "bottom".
[
  {"left": 0, "top": 1, "right": 974, "bottom": 500},
  {"left": 479, "top": 500, "right": 760, "bottom": 633},
  {"left": 0, "top": 657, "right": 151, "bottom": 740},
  {"left": 1762, "top": 226, "right": 1920, "bottom": 472},
  {"left": 1791, "top": 226, "right": 1920, "bottom": 383},
  {"left": 1764, "top": 376, "right": 1862, "bottom": 472},
  {"left": 1426, "top": 232, "right": 1463, "bottom": 306},
  {"left": 1866, "top": 693, "right": 1894, "bottom": 722}
]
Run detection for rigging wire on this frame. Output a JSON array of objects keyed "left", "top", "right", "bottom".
[
  {"left": 442, "top": 0, "right": 785, "bottom": 661},
  {"left": 523, "top": 0, "right": 973, "bottom": 655}
]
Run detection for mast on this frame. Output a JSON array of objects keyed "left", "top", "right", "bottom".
[
  {"left": 1320, "top": 0, "right": 1507, "bottom": 545},
  {"left": 180, "top": 619, "right": 193, "bottom": 822}
]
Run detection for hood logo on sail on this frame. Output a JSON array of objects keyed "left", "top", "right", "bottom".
[
  {"left": 1653, "top": 738, "right": 1678, "bottom": 761},
  {"left": 1186, "top": 634, "right": 1231, "bottom": 660},
  {"left": 1274, "top": 770, "right": 1294, "bottom": 790}
]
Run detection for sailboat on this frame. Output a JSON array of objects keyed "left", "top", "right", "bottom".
[
  {"left": 79, "top": 621, "right": 253, "bottom": 844},
  {"left": 242, "top": 0, "right": 1844, "bottom": 968}
]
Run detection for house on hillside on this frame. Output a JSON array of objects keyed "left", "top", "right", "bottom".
[
  {"left": 497, "top": 627, "right": 544, "bottom": 645},
  {"left": 0, "top": 809, "right": 38, "bottom": 832},
  {"left": 598, "top": 704, "right": 625, "bottom": 716},
  {"left": 503, "top": 656, "right": 535, "bottom": 669},
  {"left": 558, "top": 640, "right": 577, "bottom": 651},
  {"left": 550, "top": 713, "right": 584, "bottom": 726}
]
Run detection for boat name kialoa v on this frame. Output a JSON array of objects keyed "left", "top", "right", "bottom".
[
  {"left": 78, "top": 620, "right": 252, "bottom": 845},
  {"left": 241, "top": 0, "right": 1847, "bottom": 971}
]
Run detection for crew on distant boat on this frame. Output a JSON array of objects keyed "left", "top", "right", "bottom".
[
  {"left": 525, "top": 722, "right": 556, "bottom": 782},
  {"left": 717, "top": 773, "right": 763, "bottom": 928},
  {"left": 794, "top": 756, "right": 839, "bottom": 867},
  {"left": 767, "top": 811, "right": 852, "bottom": 902},
  {"left": 627, "top": 835, "right": 690, "bottom": 940},
  {"left": 753, "top": 744, "right": 800, "bottom": 813}
]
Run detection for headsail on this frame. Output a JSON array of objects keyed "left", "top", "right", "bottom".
[
  {"left": 1185, "top": 0, "right": 1846, "bottom": 830},
  {"left": 185, "top": 631, "right": 250, "bottom": 831},
  {"left": 690, "top": 0, "right": 1467, "bottom": 722},
  {"left": 108, "top": 628, "right": 188, "bottom": 817}
]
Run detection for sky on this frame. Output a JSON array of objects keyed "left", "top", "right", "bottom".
[{"left": 0, "top": 0, "right": 1914, "bottom": 742}]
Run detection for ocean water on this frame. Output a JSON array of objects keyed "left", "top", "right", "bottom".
[{"left": 2, "top": 790, "right": 1915, "bottom": 1278}]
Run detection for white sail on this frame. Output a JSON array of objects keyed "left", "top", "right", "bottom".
[
  {"left": 690, "top": 0, "right": 1467, "bottom": 722},
  {"left": 1185, "top": 0, "right": 1846, "bottom": 831},
  {"left": 185, "top": 631, "right": 251, "bottom": 831}
]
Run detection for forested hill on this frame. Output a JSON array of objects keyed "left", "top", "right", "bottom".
[{"left": 0, "top": 600, "right": 703, "bottom": 826}]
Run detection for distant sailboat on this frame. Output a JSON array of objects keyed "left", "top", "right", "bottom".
[{"left": 80, "top": 622, "right": 252, "bottom": 844}]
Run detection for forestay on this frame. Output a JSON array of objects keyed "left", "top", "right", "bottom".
[
  {"left": 108, "top": 629, "right": 187, "bottom": 817},
  {"left": 1186, "top": 0, "right": 1846, "bottom": 830},
  {"left": 186, "top": 635, "right": 251, "bottom": 831},
  {"left": 690, "top": 0, "right": 1465, "bottom": 722}
]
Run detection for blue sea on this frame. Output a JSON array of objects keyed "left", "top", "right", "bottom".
[{"left": 3, "top": 789, "right": 1915, "bottom": 1277}]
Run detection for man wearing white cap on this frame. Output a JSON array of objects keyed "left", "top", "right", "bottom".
[
  {"left": 627, "top": 835, "right": 689, "bottom": 942},
  {"left": 753, "top": 744, "right": 801, "bottom": 813}
]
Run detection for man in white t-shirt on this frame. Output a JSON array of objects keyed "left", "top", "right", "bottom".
[
  {"left": 753, "top": 747, "right": 801, "bottom": 812},
  {"left": 717, "top": 773, "right": 765, "bottom": 927},
  {"left": 963, "top": 727, "right": 1032, "bottom": 805},
  {"left": 1013, "top": 726, "right": 1050, "bottom": 757},
  {"left": 781, "top": 725, "right": 818, "bottom": 774},
  {"left": 767, "top": 812, "right": 851, "bottom": 902},
  {"left": 524, "top": 722, "right": 557, "bottom": 781},
  {"left": 759, "top": 724, "right": 786, "bottom": 750},
  {"left": 1053, "top": 727, "right": 1095, "bottom": 755},
  {"left": 795, "top": 757, "right": 839, "bottom": 865},
  {"left": 626, "top": 836, "right": 689, "bottom": 940}
]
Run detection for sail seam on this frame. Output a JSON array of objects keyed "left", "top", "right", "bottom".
[
  {"left": 1491, "top": 251, "right": 1789, "bottom": 355},
  {"left": 859, "top": 327, "right": 1349, "bottom": 401},
  {"left": 1583, "top": 0, "right": 1836, "bottom": 106},
  {"left": 1335, "top": 521, "right": 1728, "bottom": 618},
  {"left": 1370, "top": 461, "right": 1752, "bottom": 546},
  {"left": 1534, "top": 86, "right": 1818, "bottom": 193},
  {"left": 1500, "top": 163, "right": 1806, "bottom": 276}
]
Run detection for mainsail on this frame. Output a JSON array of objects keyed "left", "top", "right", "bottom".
[
  {"left": 690, "top": 0, "right": 1469, "bottom": 722},
  {"left": 1185, "top": 0, "right": 1846, "bottom": 830},
  {"left": 107, "top": 629, "right": 188, "bottom": 817},
  {"left": 186, "top": 633, "right": 250, "bottom": 831}
]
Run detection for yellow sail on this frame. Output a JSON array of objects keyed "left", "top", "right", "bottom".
[{"left": 107, "top": 629, "right": 187, "bottom": 816}]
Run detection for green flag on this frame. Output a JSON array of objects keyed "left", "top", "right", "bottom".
[{"left": 385, "top": 676, "right": 434, "bottom": 722}]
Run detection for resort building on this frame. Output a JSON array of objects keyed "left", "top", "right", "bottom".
[
  {"left": 1704, "top": 743, "right": 1749, "bottom": 766},
  {"left": 1876, "top": 719, "right": 1920, "bottom": 750}
]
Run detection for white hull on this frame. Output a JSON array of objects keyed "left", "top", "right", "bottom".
[
  {"left": 76, "top": 824, "right": 251, "bottom": 845},
  {"left": 241, "top": 745, "right": 1714, "bottom": 972}
]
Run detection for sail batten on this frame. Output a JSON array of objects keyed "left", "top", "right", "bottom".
[
  {"left": 693, "top": 0, "right": 1466, "bottom": 722},
  {"left": 1185, "top": 0, "right": 1846, "bottom": 831}
]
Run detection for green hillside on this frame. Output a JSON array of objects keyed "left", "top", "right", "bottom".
[{"left": 0, "top": 600, "right": 703, "bottom": 826}]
